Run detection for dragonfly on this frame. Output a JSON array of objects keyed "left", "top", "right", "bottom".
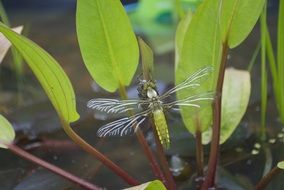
[{"left": 87, "top": 67, "right": 215, "bottom": 149}]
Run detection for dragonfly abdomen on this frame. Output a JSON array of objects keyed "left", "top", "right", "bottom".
[{"left": 153, "top": 109, "right": 170, "bottom": 149}]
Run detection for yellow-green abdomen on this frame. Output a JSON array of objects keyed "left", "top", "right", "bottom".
[{"left": 153, "top": 109, "right": 170, "bottom": 149}]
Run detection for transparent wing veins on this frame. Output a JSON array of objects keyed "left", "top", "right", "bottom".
[
  {"left": 97, "top": 110, "right": 151, "bottom": 137},
  {"left": 160, "top": 67, "right": 213, "bottom": 99},
  {"left": 87, "top": 98, "right": 148, "bottom": 114},
  {"left": 164, "top": 92, "right": 215, "bottom": 109}
]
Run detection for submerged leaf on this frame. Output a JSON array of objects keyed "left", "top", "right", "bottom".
[
  {"left": 221, "top": 0, "right": 265, "bottom": 48},
  {"left": 220, "top": 68, "right": 251, "bottom": 144},
  {"left": 0, "top": 114, "right": 15, "bottom": 149},
  {"left": 175, "top": 0, "right": 222, "bottom": 133},
  {"left": 76, "top": 0, "right": 139, "bottom": 92},
  {"left": 124, "top": 180, "right": 166, "bottom": 190},
  {"left": 0, "top": 26, "right": 23, "bottom": 63},
  {"left": 0, "top": 22, "right": 79, "bottom": 123}
]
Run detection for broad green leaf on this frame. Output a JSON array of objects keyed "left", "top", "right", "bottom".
[
  {"left": 0, "top": 22, "right": 79, "bottom": 123},
  {"left": 76, "top": 0, "right": 139, "bottom": 92},
  {"left": 277, "top": 0, "right": 284, "bottom": 122},
  {"left": 175, "top": 0, "right": 222, "bottom": 133},
  {"left": 0, "top": 26, "right": 23, "bottom": 63},
  {"left": 202, "top": 68, "right": 251, "bottom": 144},
  {"left": 277, "top": 161, "right": 284, "bottom": 169},
  {"left": 221, "top": 0, "right": 265, "bottom": 48},
  {"left": 0, "top": 115, "right": 15, "bottom": 149},
  {"left": 145, "top": 180, "right": 166, "bottom": 190},
  {"left": 220, "top": 68, "right": 251, "bottom": 144},
  {"left": 175, "top": 11, "right": 192, "bottom": 70},
  {"left": 138, "top": 38, "right": 154, "bottom": 80},
  {"left": 124, "top": 180, "right": 166, "bottom": 190}
]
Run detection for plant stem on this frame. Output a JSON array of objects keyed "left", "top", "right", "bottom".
[
  {"left": 61, "top": 121, "right": 139, "bottom": 186},
  {"left": 260, "top": 3, "right": 268, "bottom": 141},
  {"left": 247, "top": 42, "right": 260, "bottom": 72},
  {"left": 118, "top": 84, "right": 166, "bottom": 183},
  {"left": 137, "top": 130, "right": 166, "bottom": 182},
  {"left": 151, "top": 120, "right": 176, "bottom": 190},
  {"left": 201, "top": 43, "right": 229, "bottom": 190},
  {"left": 262, "top": 144, "right": 273, "bottom": 177},
  {"left": 8, "top": 143, "right": 101, "bottom": 190},
  {"left": 195, "top": 126, "right": 204, "bottom": 177},
  {"left": 255, "top": 166, "right": 281, "bottom": 190}
]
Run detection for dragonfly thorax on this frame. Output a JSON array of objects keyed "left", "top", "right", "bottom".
[{"left": 147, "top": 88, "right": 158, "bottom": 98}]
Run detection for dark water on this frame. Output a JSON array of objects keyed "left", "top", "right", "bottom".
[{"left": 0, "top": 0, "right": 283, "bottom": 190}]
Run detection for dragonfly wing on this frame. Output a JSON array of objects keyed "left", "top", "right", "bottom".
[
  {"left": 164, "top": 92, "right": 215, "bottom": 109},
  {"left": 87, "top": 98, "right": 147, "bottom": 114},
  {"left": 97, "top": 112, "right": 150, "bottom": 137},
  {"left": 160, "top": 67, "right": 213, "bottom": 99}
]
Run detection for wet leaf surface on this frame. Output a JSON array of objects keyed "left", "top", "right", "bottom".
[
  {"left": 0, "top": 22, "right": 80, "bottom": 123},
  {"left": 77, "top": 0, "right": 139, "bottom": 92}
]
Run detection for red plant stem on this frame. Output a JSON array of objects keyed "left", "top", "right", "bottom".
[
  {"left": 201, "top": 43, "right": 229, "bottom": 189},
  {"left": 118, "top": 84, "right": 166, "bottom": 182},
  {"left": 136, "top": 129, "right": 166, "bottom": 182},
  {"left": 23, "top": 139, "right": 80, "bottom": 152},
  {"left": 61, "top": 121, "right": 139, "bottom": 186},
  {"left": 195, "top": 129, "right": 204, "bottom": 177},
  {"left": 255, "top": 166, "right": 281, "bottom": 190},
  {"left": 7, "top": 143, "right": 101, "bottom": 190},
  {"left": 151, "top": 120, "right": 176, "bottom": 190}
]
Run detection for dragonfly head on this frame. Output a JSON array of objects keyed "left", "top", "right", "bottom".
[
  {"left": 137, "top": 78, "right": 158, "bottom": 100},
  {"left": 147, "top": 88, "right": 158, "bottom": 98}
]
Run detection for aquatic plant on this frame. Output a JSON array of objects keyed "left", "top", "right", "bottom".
[
  {"left": 1, "top": 0, "right": 284, "bottom": 189},
  {"left": 263, "top": 0, "right": 284, "bottom": 124}
]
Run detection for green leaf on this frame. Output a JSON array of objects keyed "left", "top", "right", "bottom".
[
  {"left": 0, "top": 115, "right": 15, "bottom": 149},
  {"left": 220, "top": 68, "right": 251, "bottom": 144},
  {"left": 221, "top": 0, "right": 265, "bottom": 48},
  {"left": 175, "top": 11, "right": 192, "bottom": 70},
  {"left": 76, "top": 0, "right": 139, "bottom": 92},
  {"left": 124, "top": 180, "right": 166, "bottom": 190},
  {"left": 277, "top": 0, "right": 284, "bottom": 122},
  {"left": 145, "top": 180, "right": 166, "bottom": 190},
  {"left": 277, "top": 161, "right": 284, "bottom": 170},
  {"left": 202, "top": 68, "right": 251, "bottom": 144},
  {"left": 138, "top": 38, "right": 154, "bottom": 80},
  {"left": 0, "top": 22, "right": 79, "bottom": 123},
  {"left": 175, "top": 0, "right": 222, "bottom": 133}
]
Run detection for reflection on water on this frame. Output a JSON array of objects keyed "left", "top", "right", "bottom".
[{"left": 0, "top": 0, "right": 283, "bottom": 190}]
